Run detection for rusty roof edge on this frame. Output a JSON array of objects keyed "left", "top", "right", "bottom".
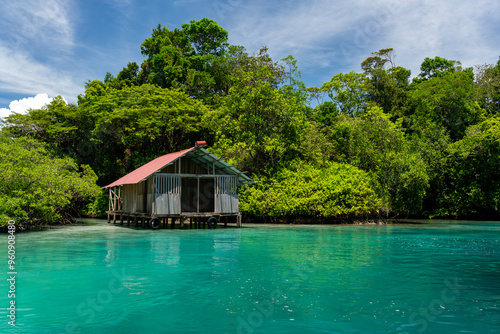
[{"left": 103, "top": 147, "right": 196, "bottom": 188}]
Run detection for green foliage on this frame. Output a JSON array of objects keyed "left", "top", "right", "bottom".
[
  {"left": 181, "top": 18, "right": 228, "bottom": 56},
  {"left": 360, "top": 49, "right": 411, "bottom": 118},
  {"left": 3, "top": 96, "right": 87, "bottom": 160},
  {"left": 321, "top": 107, "right": 429, "bottom": 214},
  {"left": 139, "top": 19, "right": 230, "bottom": 100},
  {"left": 475, "top": 58, "right": 500, "bottom": 115},
  {"left": 321, "top": 71, "right": 368, "bottom": 116},
  {"left": 361, "top": 48, "right": 396, "bottom": 73},
  {"left": 408, "top": 71, "right": 485, "bottom": 140},
  {"left": 85, "top": 189, "right": 109, "bottom": 217},
  {"left": 4, "top": 84, "right": 207, "bottom": 185},
  {"left": 116, "top": 62, "right": 140, "bottom": 85},
  {"left": 435, "top": 117, "right": 500, "bottom": 218},
  {"left": 0, "top": 135, "right": 100, "bottom": 225},
  {"left": 240, "top": 162, "right": 380, "bottom": 217},
  {"left": 407, "top": 125, "right": 451, "bottom": 215},
  {"left": 205, "top": 48, "right": 310, "bottom": 175},
  {"left": 416, "top": 56, "right": 463, "bottom": 81}
]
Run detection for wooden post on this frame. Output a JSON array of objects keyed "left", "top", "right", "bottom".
[
  {"left": 113, "top": 213, "right": 116, "bottom": 224},
  {"left": 224, "top": 216, "right": 228, "bottom": 228},
  {"left": 134, "top": 215, "right": 138, "bottom": 227},
  {"left": 190, "top": 217, "right": 193, "bottom": 229},
  {"left": 236, "top": 214, "right": 242, "bottom": 228},
  {"left": 127, "top": 215, "right": 130, "bottom": 226},
  {"left": 171, "top": 217, "right": 175, "bottom": 229},
  {"left": 120, "top": 214, "right": 124, "bottom": 225},
  {"left": 107, "top": 214, "right": 110, "bottom": 224},
  {"left": 180, "top": 217, "right": 185, "bottom": 229}
]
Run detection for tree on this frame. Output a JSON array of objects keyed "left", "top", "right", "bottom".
[
  {"left": 116, "top": 62, "right": 140, "bottom": 84},
  {"left": 321, "top": 71, "right": 368, "bottom": 117},
  {"left": 323, "top": 107, "right": 429, "bottom": 215},
  {"left": 361, "top": 48, "right": 396, "bottom": 73},
  {"left": 181, "top": 18, "right": 228, "bottom": 56},
  {"left": 416, "top": 56, "right": 463, "bottom": 81},
  {"left": 205, "top": 48, "right": 310, "bottom": 175},
  {"left": 475, "top": 58, "right": 500, "bottom": 115},
  {"left": 435, "top": 117, "right": 500, "bottom": 218},
  {"left": 3, "top": 96, "right": 90, "bottom": 162},
  {"left": 407, "top": 124, "right": 451, "bottom": 216},
  {"left": 361, "top": 48, "right": 411, "bottom": 118},
  {"left": 0, "top": 134, "right": 100, "bottom": 225},
  {"left": 139, "top": 19, "right": 230, "bottom": 100},
  {"left": 408, "top": 70, "right": 485, "bottom": 140},
  {"left": 239, "top": 162, "right": 380, "bottom": 218}
]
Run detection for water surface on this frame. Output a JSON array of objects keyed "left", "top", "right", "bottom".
[{"left": 1, "top": 220, "right": 499, "bottom": 333}]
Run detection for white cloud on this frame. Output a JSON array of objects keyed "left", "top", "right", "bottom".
[
  {"left": 0, "top": 44, "right": 83, "bottom": 103},
  {"left": 224, "top": 0, "right": 500, "bottom": 84},
  {"left": 1, "top": 0, "right": 74, "bottom": 50},
  {"left": 0, "top": 0, "right": 81, "bottom": 104},
  {"left": 0, "top": 93, "right": 57, "bottom": 118},
  {"left": 0, "top": 108, "right": 10, "bottom": 119}
]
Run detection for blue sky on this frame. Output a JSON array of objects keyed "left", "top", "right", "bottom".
[{"left": 1, "top": 0, "right": 499, "bottom": 116}]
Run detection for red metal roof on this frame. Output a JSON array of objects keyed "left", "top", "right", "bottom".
[{"left": 104, "top": 147, "right": 195, "bottom": 188}]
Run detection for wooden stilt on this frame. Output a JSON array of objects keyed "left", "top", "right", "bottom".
[
  {"left": 171, "top": 217, "right": 175, "bottom": 229},
  {"left": 236, "top": 214, "right": 242, "bottom": 228},
  {"left": 190, "top": 217, "right": 193, "bottom": 229},
  {"left": 107, "top": 214, "right": 110, "bottom": 224},
  {"left": 224, "top": 216, "right": 228, "bottom": 228},
  {"left": 120, "top": 214, "right": 124, "bottom": 225},
  {"left": 180, "top": 217, "right": 185, "bottom": 229},
  {"left": 113, "top": 213, "right": 116, "bottom": 224}
]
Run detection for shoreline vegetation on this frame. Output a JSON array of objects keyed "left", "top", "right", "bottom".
[{"left": 1, "top": 18, "right": 499, "bottom": 228}]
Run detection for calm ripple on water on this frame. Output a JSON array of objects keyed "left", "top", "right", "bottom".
[{"left": 0, "top": 219, "right": 499, "bottom": 333}]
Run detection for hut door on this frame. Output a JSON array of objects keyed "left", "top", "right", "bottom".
[
  {"left": 154, "top": 174, "right": 181, "bottom": 214},
  {"left": 215, "top": 176, "right": 239, "bottom": 214}
]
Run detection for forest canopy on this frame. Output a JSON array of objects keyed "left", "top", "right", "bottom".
[{"left": 1, "top": 18, "right": 499, "bottom": 225}]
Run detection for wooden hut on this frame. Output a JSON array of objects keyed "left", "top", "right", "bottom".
[{"left": 104, "top": 141, "right": 254, "bottom": 229}]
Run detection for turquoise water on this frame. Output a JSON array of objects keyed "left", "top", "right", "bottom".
[{"left": 1, "top": 220, "right": 499, "bottom": 333}]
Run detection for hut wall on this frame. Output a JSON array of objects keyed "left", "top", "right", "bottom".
[
  {"left": 215, "top": 176, "right": 239, "bottom": 214},
  {"left": 146, "top": 177, "right": 153, "bottom": 213},
  {"left": 122, "top": 184, "right": 138, "bottom": 213},
  {"left": 154, "top": 174, "right": 181, "bottom": 215},
  {"left": 160, "top": 157, "right": 208, "bottom": 175}
]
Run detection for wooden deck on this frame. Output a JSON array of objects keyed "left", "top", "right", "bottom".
[{"left": 106, "top": 211, "right": 241, "bottom": 229}]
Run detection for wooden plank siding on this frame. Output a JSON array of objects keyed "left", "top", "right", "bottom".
[
  {"left": 122, "top": 184, "right": 138, "bottom": 213},
  {"left": 215, "top": 175, "right": 239, "bottom": 214},
  {"left": 153, "top": 174, "right": 181, "bottom": 215}
]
